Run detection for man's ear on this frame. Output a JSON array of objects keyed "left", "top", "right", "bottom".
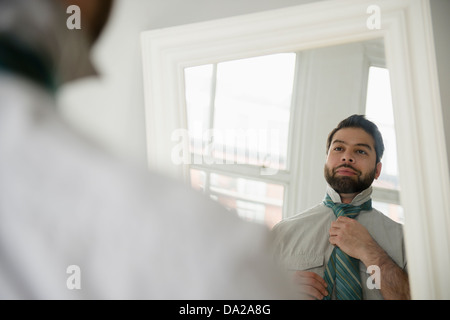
[{"left": 374, "top": 162, "right": 382, "bottom": 179}]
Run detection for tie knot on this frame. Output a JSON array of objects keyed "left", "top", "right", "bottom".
[{"left": 323, "top": 194, "right": 372, "bottom": 218}]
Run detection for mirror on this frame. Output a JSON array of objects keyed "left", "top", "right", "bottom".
[
  {"left": 180, "top": 39, "right": 403, "bottom": 229},
  {"left": 141, "top": 0, "right": 450, "bottom": 299}
]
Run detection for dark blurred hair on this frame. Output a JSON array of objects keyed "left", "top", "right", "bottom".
[
  {"left": 326, "top": 114, "right": 385, "bottom": 163},
  {"left": 87, "top": 0, "right": 115, "bottom": 45}
]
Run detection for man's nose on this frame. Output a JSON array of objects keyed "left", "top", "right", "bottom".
[{"left": 341, "top": 152, "right": 354, "bottom": 163}]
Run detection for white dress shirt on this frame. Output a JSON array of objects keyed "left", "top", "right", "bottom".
[{"left": 0, "top": 0, "right": 289, "bottom": 299}]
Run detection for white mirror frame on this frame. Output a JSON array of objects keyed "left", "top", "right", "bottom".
[{"left": 141, "top": 0, "right": 450, "bottom": 299}]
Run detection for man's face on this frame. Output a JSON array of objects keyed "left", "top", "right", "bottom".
[{"left": 324, "top": 127, "right": 382, "bottom": 194}]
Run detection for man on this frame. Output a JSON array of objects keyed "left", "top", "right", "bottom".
[
  {"left": 271, "top": 115, "right": 410, "bottom": 300},
  {"left": 0, "top": 0, "right": 290, "bottom": 299}
]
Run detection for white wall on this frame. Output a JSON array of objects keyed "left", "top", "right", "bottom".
[
  {"left": 57, "top": 0, "right": 321, "bottom": 168},
  {"left": 293, "top": 42, "right": 370, "bottom": 213},
  {"left": 430, "top": 0, "right": 450, "bottom": 171}
]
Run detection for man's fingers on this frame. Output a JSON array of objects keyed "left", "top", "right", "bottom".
[
  {"left": 295, "top": 271, "right": 327, "bottom": 286},
  {"left": 336, "top": 216, "right": 352, "bottom": 222},
  {"left": 298, "top": 284, "right": 327, "bottom": 300},
  {"left": 329, "top": 235, "right": 338, "bottom": 246},
  {"left": 294, "top": 271, "right": 328, "bottom": 298},
  {"left": 329, "top": 226, "right": 338, "bottom": 236}
]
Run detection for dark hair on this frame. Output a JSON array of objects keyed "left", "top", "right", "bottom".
[{"left": 326, "top": 114, "right": 385, "bottom": 163}]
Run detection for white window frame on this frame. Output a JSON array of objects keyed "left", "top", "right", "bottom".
[
  {"left": 141, "top": 0, "right": 450, "bottom": 299},
  {"left": 186, "top": 54, "right": 298, "bottom": 224},
  {"left": 363, "top": 40, "right": 402, "bottom": 207}
]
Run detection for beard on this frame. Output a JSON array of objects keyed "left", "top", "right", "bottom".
[{"left": 324, "top": 163, "right": 377, "bottom": 194}]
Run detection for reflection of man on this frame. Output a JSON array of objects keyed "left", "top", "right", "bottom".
[
  {"left": 0, "top": 0, "right": 290, "bottom": 299},
  {"left": 271, "top": 115, "right": 410, "bottom": 300}
]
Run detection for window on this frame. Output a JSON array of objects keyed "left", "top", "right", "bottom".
[
  {"left": 184, "top": 53, "right": 296, "bottom": 228},
  {"left": 365, "top": 66, "right": 404, "bottom": 224}
]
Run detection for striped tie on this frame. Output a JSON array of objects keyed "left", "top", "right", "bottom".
[{"left": 322, "top": 194, "right": 372, "bottom": 300}]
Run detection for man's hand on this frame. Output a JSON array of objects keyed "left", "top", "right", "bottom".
[
  {"left": 329, "top": 216, "right": 378, "bottom": 261},
  {"left": 328, "top": 216, "right": 410, "bottom": 299},
  {"left": 293, "top": 271, "right": 328, "bottom": 300}
]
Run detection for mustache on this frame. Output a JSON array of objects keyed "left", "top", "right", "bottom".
[{"left": 333, "top": 164, "right": 361, "bottom": 175}]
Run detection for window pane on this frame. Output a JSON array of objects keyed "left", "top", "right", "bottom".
[
  {"left": 209, "top": 173, "right": 284, "bottom": 228},
  {"left": 190, "top": 168, "right": 206, "bottom": 191},
  {"left": 212, "top": 53, "right": 295, "bottom": 170},
  {"left": 184, "top": 64, "right": 214, "bottom": 155},
  {"left": 373, "top": 201, "right": 404, "bottom": 224},
  {"left": 366, "top": 67, "right": 404, "bottom": 224},
  {"left": 365, "top": 67, "right": 400, "bottom": 190}
]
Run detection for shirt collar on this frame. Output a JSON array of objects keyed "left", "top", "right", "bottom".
[{"left": 326, "top": 184, "right": 373, "bottom": 206}]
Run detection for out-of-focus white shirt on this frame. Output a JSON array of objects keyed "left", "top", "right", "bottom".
[{"left": 0, "top": 0, "right": 290, "bottom": 299}]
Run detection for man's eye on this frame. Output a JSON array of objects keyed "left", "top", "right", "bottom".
[
  {"left": 334, "top": 147, "right": 343, "bottom": 151},
  {"left": 357, "top": 150, "right": 367, "bottom": 155}
]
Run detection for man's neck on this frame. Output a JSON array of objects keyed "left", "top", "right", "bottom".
[
  {"left": 326, "top": 185, "right": 373, "bottom": 206},
  {"left": 339, "top": 192, "right": 358, "bottom": 204}
]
